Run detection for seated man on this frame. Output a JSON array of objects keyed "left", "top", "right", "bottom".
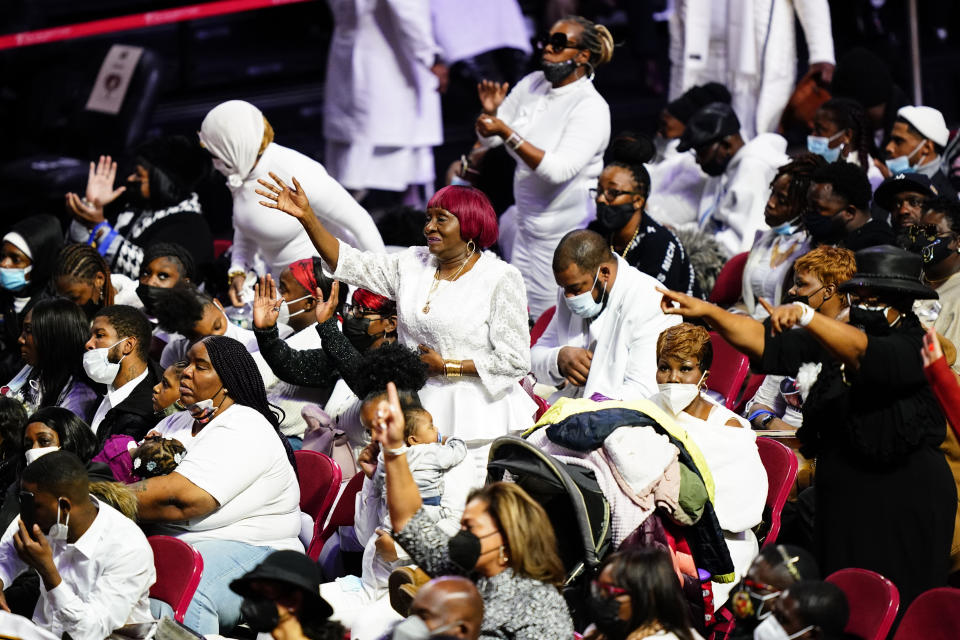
[
  {"left": 0, "top": 450, "right": 155, "bottom": 639},
  {"left": 531, "top": 229, "right": 679, "bottom": 402},
  {"left": 873, "top": 173, "right": 939, "bottom": 238},
  {"left": 386, "top": 576, "right": 484, "bottom": 640},
  {"left": 881, "top": 105, "right": 957, "bottom": 199},
  {"left": 85, "top": 305, "right": 162, "bottom": 445},
  {"left": 806, "top": 160, "right": 894, "bottom": 250}
]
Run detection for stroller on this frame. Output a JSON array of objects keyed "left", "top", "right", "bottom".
[{"left": 487, "top": 435, "right": 612, "bottom": 629}]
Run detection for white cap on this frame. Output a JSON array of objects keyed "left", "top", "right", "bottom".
[{"left": 897, "top": 105, "right": 949, "bottom": 147}]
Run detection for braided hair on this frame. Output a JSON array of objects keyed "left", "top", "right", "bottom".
[
  {"left": 818, "top": 98, "right": 874, "bottom": 168},
  {"left": 771, "top": 153, "right": 827, "bottom": 220},
  {"left": 563, "top": 15, "right": 614, "bottom": 68},
  {"left": 52, "top": 244, "right": 114, "bottom": 306}
]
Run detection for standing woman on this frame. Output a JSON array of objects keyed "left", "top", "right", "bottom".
[
  {"left": 258, "top": 180, "right": 535, "bottom": 472},
  {"left": 198, "top": 100, "right": 385, "bottom": 307},
  {"left": 475, "top": 16, "right": 614, "bottom": 317}
]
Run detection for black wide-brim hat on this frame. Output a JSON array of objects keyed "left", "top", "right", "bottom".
[
  {"left": 229, "top": 550, "right": 333, "bottom": 619},
  {"left": 837, "top": 245, "right": 938, "bottom": 300}
]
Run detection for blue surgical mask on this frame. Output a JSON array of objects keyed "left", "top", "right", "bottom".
[
  {"left": 885, "top": 139, "right": 926, "bottom": 175},
  {"left": 0, "top": 266, "right": 31, "bottom": 292},
  {"left": 564, "top": 268, "right": 606, "bottom": 319},
  {"left": 772, "top": 218, "right": 802, "bottom": 236},
  {"left": 806, "top": 131, "right": 844, "bottom": 162}
]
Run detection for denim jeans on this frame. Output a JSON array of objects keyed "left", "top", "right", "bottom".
[{"left": 183, "top": 540, "right": 274, "bottom": 634}]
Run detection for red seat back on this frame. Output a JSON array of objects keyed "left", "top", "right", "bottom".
[
  {"left": 705, "top": 332, "right": 751, "bottom": 410},
  {"left": 307, "top": 471, "right": 365, "bottom": 561},
  {"left": 708, "top": 252, "right": 749, "bottom": 306},
  {"left": 893, "top": 588, "right": 960, "bottom": 640},
  {"left": 826, "top": 568, "right": 899, "bottom": 640},
  {"left": 530, "top": 306, "right": 557, "bottom": 346},
  {"left": 148, "top": 535, "right": 204, "bottom": 623},
  {"left": 755, "top": 437, "right": 798, "bottom": 547},
  {"left": 293, "top": 450, "right": 342, "bottom": 526}
]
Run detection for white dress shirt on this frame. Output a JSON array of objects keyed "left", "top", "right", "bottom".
[
  {"left": 90, "top": 367, "right": 150, "bottom": 434},
  {"left": 0, "top": 498, "right": 156, "bottom": 640}
]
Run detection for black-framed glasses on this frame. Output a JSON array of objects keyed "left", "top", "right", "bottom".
[
  {"left": 589, "top": 187, "right": 641, "bottom": 202},
  {"left": 535, "top": 32, "right": 585, "bottom": 53},
  {"left": 342, "top": 304, "right": 382, "bottom": 320}
]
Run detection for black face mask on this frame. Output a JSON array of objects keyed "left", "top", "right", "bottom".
[
  {"left": 587, "top": 593, "right": 630, "bottom": 640},
  {"left": 541, "top": 58, "right": 578, "bottom": 84},
  {"left": 922, "top": 236, "right": 957, "bottom": 266},
  {"left": 782, "top": 286, "right": 825, "bottom": 310},
  {"left": 447, "top": 529, "right": 483, "bottom": 573},
  {"left": 699, "top": 157, "right": 727, "bottom": 177},
  {"left": 849, "top": 305, "right": 893, "bottom": 335},
  {"left": 240, "top": 596, "right": 278, "bottom": 632},
  {"left": 802, "top": 211, "right": 845, "bottom": 243},
  {"left": 136, "top": 283, "right": 167, "bottom": 317},
  {"left": 342, "top": 316, "right": 379, "bottom": 352},
  {"left": 595, "top": 203, "right": 636, "bottom": 233}
]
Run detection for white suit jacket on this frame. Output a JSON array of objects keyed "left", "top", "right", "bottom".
[{"left": 531, "top": 255, "right": 681, "bottom": 402}]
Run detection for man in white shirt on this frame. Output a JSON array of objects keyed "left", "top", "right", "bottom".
[
  {"left": 531, "top": 230, "right": 680, "bottom": 402},
  {"left": 85, "top": 305, "right": 160, "bottom": 445},
  {"left": 678, "top": 102, "right": 789, "bottom": 257},
  {"left": 0, "top": 450, "right": 156, "bottom": 640}
]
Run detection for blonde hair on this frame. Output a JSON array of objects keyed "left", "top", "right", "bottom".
[
  {"left": 468, "top": 482, "right": 566, "bottom": 587},
  {"left": 564, "top": 16, "right": 614, "bottom": 66},
  {"left": 258, "top": 116, "right": 275, "bottom": 157},
  {"left": 656, "top": 323, "right": 713, "bottom": 371},
  {"left": 793, "top": 246, "right": 856, "bottom": 288}
]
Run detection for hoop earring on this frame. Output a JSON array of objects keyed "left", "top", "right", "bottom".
[
  {"left": 466, "top": 239, "right": 477, "bottom": 255},
  {"left": 498, "top": 545, "right": 509, "bottom": 565},
  {"left": 581, "top": 62, "right": 595, "bottom": 81}
]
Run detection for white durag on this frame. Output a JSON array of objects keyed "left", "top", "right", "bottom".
[{"left": 198, "top": 100, "right": 265, "bottom": 190}]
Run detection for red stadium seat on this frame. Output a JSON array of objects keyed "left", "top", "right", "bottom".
[
  {"left": 825, "top": 568, "right": 899, "bottom": 640},
  {"left": 755, "top": 437, "right": 798, "bottom": 547},
  {"left": 147, "top": 536, "right": 203, "bottom": 623}
]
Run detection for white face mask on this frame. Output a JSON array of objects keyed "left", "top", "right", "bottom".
[
  {"left": 24, "top": 446, "right": 59, "bottom": 466},
  {"left": 657, "top": 372, "right": 707, "bottom": 415},
  {"left": 277, "top": 293, "right": 313, "bottom": 325},
  {"left": 82, "top": 338, "right": 128, "bottom": 385},
  {"left": 48, "top": 498, "right": 69, "bottom": 543},
  {"left": 753, "top": 615, "right": 814, "bottom": 640}
]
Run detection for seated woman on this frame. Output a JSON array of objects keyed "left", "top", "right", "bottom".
[
  {"left": 584, "top": 547, "right": 702, "bottom": 640},
  {"left": 741, "top": 154, "right": 825, "bottom": 319},
  {"left": 2, "top": 298, "right": 99, "bottom": 421},
  {"left": 586, "top": 132, "right": 699, "bottom": 296},
  {"left": 260, "top": 180, "right": 535, "bottom": 473},
  {"left": 51, "top": 243, "right": 142, "bottom": 318},
  {"left": 0, "top": 215, "right": 63, "bottom": 382},
  {"left": 362, "top": 382, "right": 572, "bottom": 639},
  {"left": 650, "top": 323, "right": 767, "bottom": 606},
  {"left": 660, "top": 245, "right": 956, "bottom": 608},
  {"left": 64, "top": 137, "right": 214, "bottom": 280},
  {"left": 133, "top": 335, "right": 301, "bottom": 634},
  {"left": 808, "top": 97, "right": 885, "bottom": 191},
  {"left": 136, "top": 242, "right": 199, "bottom": 359}
]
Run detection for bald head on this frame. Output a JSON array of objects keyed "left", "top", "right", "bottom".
[
  {"left": 552, "top": 229, "right": 614, "bottom": 275},
  {"left": 409, "top": 576, "right": 484, "bottom": 640}
]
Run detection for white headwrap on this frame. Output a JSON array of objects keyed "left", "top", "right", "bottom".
[
  {"left": 198, "top": 100, "right": 265, "bottom": 189},
  {"left": 2, "top": 232, "right": 31, "bottom": 259}
]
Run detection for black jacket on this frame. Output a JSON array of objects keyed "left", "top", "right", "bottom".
[{"left": 95, "top": 360, "right": 162, "bottom": 447}]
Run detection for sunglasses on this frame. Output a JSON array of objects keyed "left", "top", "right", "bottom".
[{"left": 535, "top": 32, "right": 585, "bottom": 52}]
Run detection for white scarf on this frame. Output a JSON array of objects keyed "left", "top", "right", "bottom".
[{"left": 198, "top": 100, "right": 265, "bottom": 190}]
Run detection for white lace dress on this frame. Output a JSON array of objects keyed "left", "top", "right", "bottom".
[{"left": 332, "top": 241, "right": 537, "bottom": 444}]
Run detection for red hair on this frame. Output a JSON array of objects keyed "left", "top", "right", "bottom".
[
  {"left": 427, "top": 185, "right": 499, "bottom": 249},
  {"left": 351, "top": 288, "right": 396, "bottom": 315}
]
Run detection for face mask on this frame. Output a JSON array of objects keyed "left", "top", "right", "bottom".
[
  {"left": 392, "top": 615, "right": 463, "bottom": 640},
  {"left": 885, "top": 139, "right": 926, "bottom": 175},
  {"left": 782, "top": 286, "right": 825, "bottom": 310},
  {"left": 699, "top": 156, "right": 727, "bottom": 177},
  {"left": 240, "top": 597, "right": 279, "bottom": 632},
  {"left": 657, "top": 372, "right": 706, "bottom": 415},
  {"left": 24, "top": 446, "right": 59, "bottom": 466},
  {"left": 136, "top": 283, "right": 167, "bottom": 317},
  {"left": 806, "top": 131, "right": 844, "bottom": 163},
  {"left": 0, "top": 266, "right": 31, "bottom": 292},
  {"left": 342, "top": 316, "right": 381, "bottom": 351},
  {"left": 187, "top": 386, "right": 226, "bottom": 424},
  {"left": 802, "top": 210, "right": 845, "bottom": 243},
  {"left": 48, "top": 499, "right": 69, "bottom": 543},
  {"left": 732, "top": 586, "right": 781, "bottom": 621},
  {"left": 447, "top": 528, "right": 499, "bottom": 572},
  {"left": 564, "top": 268, "right": 606, "bottom": 319},
  {"left": 595, "top": 202, "right": 636, "bottom": 233},
  {"left": 82, "top": 338, "right": 128, "bottom": 385},
  {"left": 541, "top": 58, "right": 578, "bottom": 84},
  {"left": 277, "top": 294, "right": 313, "bottom": 325},
  {"left": 771, "top": 218, "right": 802, "bottom": 237},
  {"left": 922, "top": 236, "right": 957, "bottom": 265},
  {"left": 587, "top": 593, "right": 631, "bottom": 640},
  {"left": 753, "top": 615, "right": 814, "bottom": 640},
  {"left": 849, "top": 303, "right": 895, "bottom": 334}
]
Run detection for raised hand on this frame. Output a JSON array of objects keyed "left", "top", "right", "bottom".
[
  {"left": 477, "top": 80, "right": 509, "bottom": 115},
  {"left": 369, "top": 382, "right": 406, "bottom": 451},
  {"left": 65, "top": 192, "right": 106, "bottom": 228},
  {"left": 658, "top": 287, "right": 716, "bottom": 319},
  {"left": 252, "top": 274, "right": 282, "bottom": 329},
  {"left": 257, "top": 173, "right": 314, "bottom": 222},
  {"left": 85, "top": 155, "right": 126, "bottom": 207},
  {"left": 314, "top": 280, "right": 339, "bottom": 325}
]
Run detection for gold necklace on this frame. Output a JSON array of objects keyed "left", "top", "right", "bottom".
[
  {"left": 769, "top": 236, "right": 799, "bottom": 268},
  {"left": 422, "top": 250, "right": 474, "bottom": 314},
  {"left": 613, "top": 224, "right": 641, "bottom": 259}
]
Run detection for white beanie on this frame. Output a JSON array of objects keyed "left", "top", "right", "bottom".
[{"left": 897, "top": 106, "right": 949, "bottom": 148}]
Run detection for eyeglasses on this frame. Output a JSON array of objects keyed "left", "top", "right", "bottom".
[
  {"left": 535, "top": 32, "right": 585, "bottom": 53},
  {"left": 342, "top": 304, "right": 382, "bottom": 320},
  {"left": 590, "top": 187, "right": 641, "bottom": 202},
  {"left": 591, "top": 580, "right": 629, "bottom": 599},
  {"left": 892, "top": 196, "right": 926, "bottom": 210}
]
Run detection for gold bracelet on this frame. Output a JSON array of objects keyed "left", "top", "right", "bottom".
[
  {"left": 227, "top": 269, "right": 246, "bottom": 286},
  {"left": 443, "top": 359, "right": 463, "bottom": 377}
]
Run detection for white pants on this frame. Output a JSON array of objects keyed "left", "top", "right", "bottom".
[{"left": 499, "top": 206, "right": 564, "bottom": 319}]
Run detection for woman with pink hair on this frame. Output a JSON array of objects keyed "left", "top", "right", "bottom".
[{"left": 258, "top": 179, "right": 536, "bottom": 472}]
